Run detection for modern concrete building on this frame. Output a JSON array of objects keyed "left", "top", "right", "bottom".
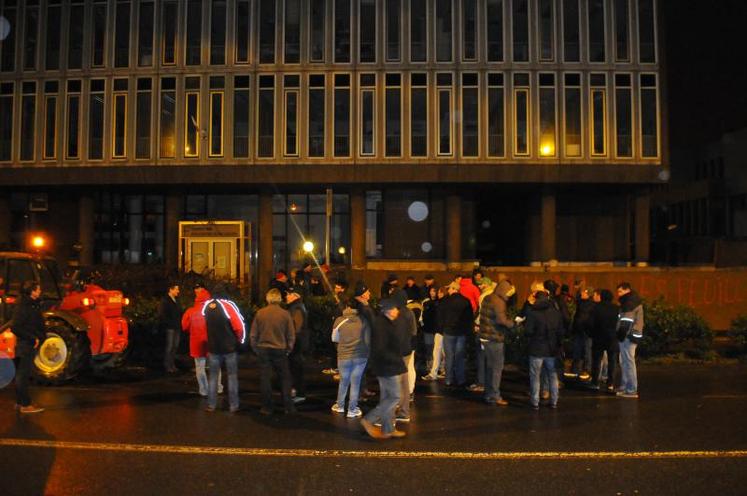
[{"left": 0, "top": 0, "right": 666, "bottom": 290}]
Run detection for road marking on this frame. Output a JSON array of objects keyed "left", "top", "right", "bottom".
[{"left": 1, "top": 438, "right": 746, "bottom": 460}]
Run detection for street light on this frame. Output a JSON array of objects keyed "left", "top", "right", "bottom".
[{"left": 303, "top": 241, "right": 315, "bottom": 253}]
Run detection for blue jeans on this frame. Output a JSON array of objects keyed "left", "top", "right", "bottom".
[
  {"left": 336, "top": 357, "right": 368, "bottom": 410},
  {"left": 363, "top": 375, "right": 401, "bottom": 435},
  {"left": 194, "top": 357, "right": 222, "bottom": 396},
  {"left": 530, "top": 356, "right": 558, "bottom": 407},
  {"left": 620, "top": 338, "right": 638, "bottom": 393},
  {"left": 483, "top": 341, "right": 505, "bottom": 401},
  {"left": 207, "top": 352, "right": 239, "bottom": 411},
  {"left": 443, "top": 335, "right": 466, "bottom": 386},
  {"left": 476, "top": 335, "right": 486, "bottom": 385}
]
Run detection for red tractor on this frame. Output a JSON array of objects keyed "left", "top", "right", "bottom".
[{"left": 0, "top": 252, "right": 130, "bottom": 384}]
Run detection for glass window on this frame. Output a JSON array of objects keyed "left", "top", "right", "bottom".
[
  {"left": 435, "top": 0, "right": 452, "bottom": 62},
  {"left": 88, "top": 80, "right": 105, "bottom": 160},
  {"left": 43, "top": 84, "right": 58, "bottom": 160},
  {"left": 161, "top": 1, "right": 177, "bottom": 65},
  {"left": 334, "top": 74, "right": 351, "bottom": 157},
  {"left": 462, "top": 73, "right": 479, "bottom": 157},
  {"left": 411, "top": 73, "right": 428, "bottom": 157},
  {"left": 284, "top": 76, "right": 299, "bottom": 157},
  {"left": 640, "top": 74, "right": 658, "bottom": 157},
  {"left": 563, "top": 0, "right": 580, "bottom": 62},
  {"left": 615, "top": 74, "right": 632, "bottom": 157},
  {"left": 285, "top": 0, "right": 301, "bottom": 63},
  {"left": 159, "top": 77, "right": 176, "bottom": 158},
  {"left": 614, "top": 0, "right": 629, "bottom": 61},
  {"left": 360, "top": 0, "right": 376, "bottom": 63},
  {"left": 437, "top": 73, "right": 452, "bottom": 156},
  {"left": 46, "top": 3, "right": 61, "bottom": 70},
  {"left": 590, "top": 74, "right": 607, "bottom": 156},
  {"left": 513, "top": 0, "right": 529, "bottom": 62},
  {"left": 186, "top": 0, "right": 202, "bottom": 65},
  {"left": 23, "top": 5, "right": 38, "bottom": 70},
  {"left": 486, "top": 0, "right": 503, "bottom": 62},
  {"left": 113, "top": 84, "right": 128, "bottom": 159},
  {"left": 115, "top": 1, "right": 131, "bottom": 68},
  {"left": 538, "top": 73, "right": 556, "bottom": 157},
  {"left": 259, "top": 0, "right": 276, "bottom": 63},
  {"left": 235, "top": 1, "right": 251, "bottom": 63},
  {"left": 308, "top": 75, "right": 325, "bottom": 157},
  {"left": 539, "top": 0, "right": 554, "bottom": 61},
  {"left": 0, "top": 83, "right": 13, "bottom": 161},
  {"left": 90, "top": 2, "right": 107, "bottom": 67},
  {"left": 0, "top": 4, "right": 15, "bottom": 70},
  {"left": 513, "top": 74, "right": 529, "bottom": 156},
  {"left": 210, "top": 0, "right": 226, "bottom": 65},
  {"left": 335, "top": 0, "right": 351, "bottom": 63},
  {"left": 588, "top": 0, "right": 606, "bottom": 62},
  {"left": 136, "top": 78, "right": 152, "bottom": 159},
  {"left": 257, "top": 75, "right": 275, "bottom": 157},
  {"left": 564, "top": 73, "right": 582, "bottom": 157},
  {"left": 233, "top": 76, "right": 251, "bottom": 158},
  {"left": 410, "top": 0, "right": 427, "bottom": 62},
  {"left": 209, "top": 77, "right": 224, "bottom": 157},
  {"left": 385, "top": 74, "right": 402, "bottom": 157},
  {"left": 185, "top": 82, "right": 200, "bottom": 158},
  {"left": 638, "top": 0, "right": 656, "bottom": 63},
  {"left": 68, "top": 4, "right": 84, "bottom": 69},
  {"left": 138, "top": 1, "right": 155, "bottom": 66},
  {"left": 360, "top": 74, "right": 376, "bottom": 156},
  {"left": 65, "top": 81, "right": 81, "bottom": 159},
  {"left": 20, "top": 83, "right": 36, "bottom": 161},
  {"left": 487, "top": 73, "right": 505, "bottom": 157},
  {"left": 365, "top": 190, "right": 383, "bottom": 258},
  {"left": 310, "top": 0, "right": 325, "bottom": 62},
  {"left": 463, "top": 0, "right": 477, "bottom": 61},
  {"left": 386, "top": 0, "right": 400, "bottom": 61}
]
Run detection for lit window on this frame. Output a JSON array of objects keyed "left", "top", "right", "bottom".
[
  {"left": 538, "top": 74, "right": 556, "bottom": 157},
  {"left": 563, "top": 73, "right": 582, "bottom": 157},
  {"left": 513, "top": 73, "right": 530, "bottom": 156}
]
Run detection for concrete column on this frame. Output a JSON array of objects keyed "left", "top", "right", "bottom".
[
  {"left": 258, "top": 192, "right": 273, "bottom": 296},
  {"left": 164, "top": 194, "right": 181, "bottom": 269},
  {"left": 541, "top": 191, "right": 557, "bottom": 262},
  {"left": 446, "top": 194, "right": 462, "bottom": 264},
  {"left": 635, "top": 194, "right": 651, "bottom": 264},
  {"left": 350, "top": 189, "right": 366, "bottom": 270},
  {"left": 0, "top": 196, "right": 10, "bottom": 249},
  {"left": 78, "top": 196, "right": 95, "bottom": 266}
]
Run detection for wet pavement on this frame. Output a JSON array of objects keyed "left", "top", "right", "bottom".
[{"left": 1, "top": 358, "right": 746, "bottom": 495}]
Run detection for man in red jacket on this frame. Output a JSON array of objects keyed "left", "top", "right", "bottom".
[
  {"left": 458, "top": 275, "right": 481, "bottom": 313},
  {"left": 181, "top": 283, "right": 222, "bottom": 397}
]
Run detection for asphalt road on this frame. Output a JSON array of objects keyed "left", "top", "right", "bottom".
[{"left": 1, "top": 359, "right": 746, "bottom": 495}]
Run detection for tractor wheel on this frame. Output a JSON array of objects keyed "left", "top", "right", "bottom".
[
  {"left": 32, "top": 321, "right": 91, "bottom": 385},
  {"left": 90, "top": 346, "right": 130, "bottom": 372}
]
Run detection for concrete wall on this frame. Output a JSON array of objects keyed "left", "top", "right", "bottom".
[{"left": 346, "top": 266, "right": 747, "bottom": 331}]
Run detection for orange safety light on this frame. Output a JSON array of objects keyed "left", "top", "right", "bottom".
[
  {"left": 31, "top": 235, "right": 46, "bottom": 249},
  {"left": 81, "top": 297, "right": 93, "bottom": 307},
  {"left": 123, "top": 298, "right": 130, "bottom": 306}
]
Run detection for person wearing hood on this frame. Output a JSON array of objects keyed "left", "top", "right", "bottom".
[
  {"left": 331, "top": 298, "right": 370, "bottom": 418},
  {"left": 391, "top": 288, "right": 417, "bottom": 423},
  {"left": 525, "top": 282, "right": 564, "bottom": 409},
  {"left": 287, "top": 289, "right": 309, "bottom": 404},
  {"left": 468, "top": 277, "right": 495, "bottom": 393},
  {"left": 478, "top": 279, "right": 515, "bottom": 406},
  {"left": 182, "top": 283, "right": 223, "bottom": 397},
  {"left": 11, "top": 281, "right": 47, "bottom": 414},
  {"left": 616, "top": 282, "right": 644, "bottom": 398}
]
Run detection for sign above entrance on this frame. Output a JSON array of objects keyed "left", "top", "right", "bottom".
[{"left": 180, "top": 223, "right": 242, "bottom": 238}]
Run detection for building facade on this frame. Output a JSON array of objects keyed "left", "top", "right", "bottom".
[{"left": 0, "top": 0, "right": 666, "bottom": 289}]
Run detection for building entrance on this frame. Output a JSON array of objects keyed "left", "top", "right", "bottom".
[{"left": 178, "top": 221, "right": 250, "bottom": 284}]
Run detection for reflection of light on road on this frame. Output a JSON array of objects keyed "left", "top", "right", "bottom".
[{"left": 0, "top": 352, "right": 16, "bottom": 389}]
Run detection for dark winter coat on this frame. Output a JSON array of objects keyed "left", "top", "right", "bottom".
[
  {"left": 590, "top": 301, "right": 620, "bottom": 350},
  {"left": 571, "top": 298, "right": 595, "bottom": 337},
  {"left": 404, "top": 284, "right": 422, "bottom": 301},
  {"left": 478, "top": 281, "right": 514, "bottom": 343},
  {"left": 204, "top": 299, "right": 246, "bottom": 355},
  {"left": 618, "top": 291, "right": 645, "bottom": 340},
  {"left": 158, "top": 295, "right": 183, "bottom": 332},
  {"left": 422, "top": 298, "right": 439, "bottom": 334},
  {"left": 12, "top": 295, "right": 46, "bottom": 357},
  {"left": 437, "top": 293, "right": 474, "bottom": 337},
  {"left": 368, "top": 313, "right": 407, "bottom": 378},
  {"left": 525, "top": 293, "right": 565, "bottom": 358},
  {"left": 391, "top": 289, "right": 417, "bottom": 355}
]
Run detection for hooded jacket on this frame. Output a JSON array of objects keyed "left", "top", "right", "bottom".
[
  {"left": 459, "top": 278, "right": 481, "bottom": 313},
  {"left": 618, "top": 291, "right": 644, "bottom": 340},
  {"left": 181, "top": 289, "right": 213, "bottom": 358},
  {"left": 333, "top": 308, "right": 370, "bottom": 361},
  {"left": 368, "top": 312, "right": 407, "bottom": 377},
  {"left": 437, "top": 292, "right": 474, "bottom": 336},
  {"left": 12, "top": 294, "right": 46, "bottom": 357},
  {"left": 478, "top": 280, "right": 514, "bottom": 343},
  {"left": 391, "top": 289, "right": 417, "bottom": 356},
  {"left": 590, "top": 300, "right": 620, "bottom": 349},
  {"left": 525, "top": 292, "right": 564, "bottom": 357}
]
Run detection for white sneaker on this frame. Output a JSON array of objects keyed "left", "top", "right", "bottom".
[
  {"left": 346, "top": 407, "right": 362, "bottom": 418},
  {"left": 331, "top": 403, "right": 345, "bottom": 414}
]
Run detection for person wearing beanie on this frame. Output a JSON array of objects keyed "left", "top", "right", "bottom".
[
  {"left": 477, "top": 279, "right": 515, "bottom": 406},
  {"left": 525, "top": 282, "right": 564, "bottom": 410},
  {"left": 380, "top": 273, "right": 399, "bottom": 299}
]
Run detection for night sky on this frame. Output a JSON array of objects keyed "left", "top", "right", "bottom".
[{"left": 664, "top": 0, "right": 747, "bottom": 149}]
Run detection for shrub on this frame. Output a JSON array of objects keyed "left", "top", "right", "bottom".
[
  {"left": 641, "top": 298, "right": 713, "bottom": 359},
  {"left": 728, "top": 315, "right": 747, "bottom": 354}
]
